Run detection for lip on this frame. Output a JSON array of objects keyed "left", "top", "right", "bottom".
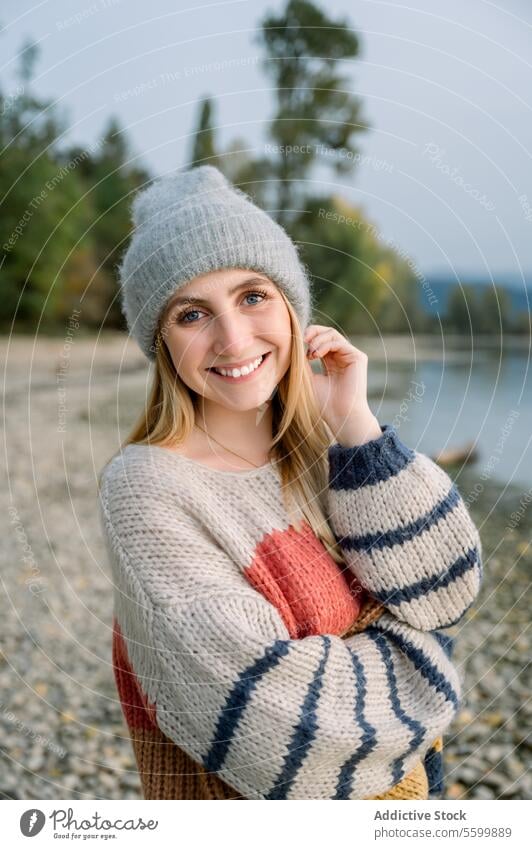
[{"left": 206, "top": 351, "right": 271, "bottom": 382}]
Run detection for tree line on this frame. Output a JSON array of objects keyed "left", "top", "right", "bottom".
[{"left": 1, "top": 1, "right": 527, "bottom": 338}]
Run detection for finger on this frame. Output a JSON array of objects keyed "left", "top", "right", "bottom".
[
  {"left": 306, "top": 328, "right": 341, "bottom": 351},
  {"left": 304, "top": 325, "right": 337, "bottom": 344},
  {"left": 311, "top": 336, "right": 368, "bottom": 361},
  {"left": 307, "top": 332, "right": 348, "bottom": 357},
  {"left": 309, "top": 340, "right": 347, "bottom": 359}
]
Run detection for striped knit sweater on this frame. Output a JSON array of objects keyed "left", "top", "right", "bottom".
[{"left": 97, "top": 423, "right": 483, "bottom": 800}]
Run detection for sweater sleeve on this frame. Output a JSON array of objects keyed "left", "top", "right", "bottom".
[
  {"left": 98, "top": 453, "right": 464, "bottom": 800},
  {"left": 326, "top": 423, "right": 483, "bottom": 632}
]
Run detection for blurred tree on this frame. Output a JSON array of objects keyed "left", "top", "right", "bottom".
[
  {"left": 256, "top": 0, "right": 368, "bottom": 225},
  {"left": 0, "top": 34, "right": 151, "bottom": 331},
  {"left": 445, "top": 283, "right": 477, "bottom": 334},
  {"left": 512, "top": 309, "right": 531, "bottom": 335},
  {"left": 187, "top": 96, "right": 274, "bottom": 208},
  {"left": 72, "top": 116, "right": 151, "bottom": 327},
  {"left": 444, "top": 283, "right": 514, "bottom": 335},
  {"left": 476, "top": 285, "right": 513, "bottom": 334},
  {"left": 187, "top": 96, "right": 222, "bottom": 170},
  {"left": 290, "top": 195, "right": 424, "bottom": 334},
  {"left": 0, "top": 39, "right": 88, "bottom": 327}
]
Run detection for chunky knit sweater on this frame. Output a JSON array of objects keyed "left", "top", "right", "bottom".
[{"left": 98, "top": 423, "right": 483, "bottom": 800}]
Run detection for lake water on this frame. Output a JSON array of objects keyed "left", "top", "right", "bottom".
[{"left": 366, "top": 345, "right": 531, "bottom": 491}]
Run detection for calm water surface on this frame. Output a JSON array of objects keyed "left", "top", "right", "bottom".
[{"left": 367, "top": 347, "right": 531, "bottom": 490}]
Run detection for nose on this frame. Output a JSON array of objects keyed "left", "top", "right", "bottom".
[{"left": 211, "top": 311, "right": 254, "bottom": 359}]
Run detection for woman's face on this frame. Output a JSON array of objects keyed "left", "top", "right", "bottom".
[{"left": 160, "top": 268, "right": 293, "bottom": 411}]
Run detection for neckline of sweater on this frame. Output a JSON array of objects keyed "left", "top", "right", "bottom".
[{"left": 124, "top": 441, "right": 280, "bottom": 479}]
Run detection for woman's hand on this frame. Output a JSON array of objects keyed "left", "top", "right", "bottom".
[{"left": 303, "top": 324, "right": 382, "bottom": 447}]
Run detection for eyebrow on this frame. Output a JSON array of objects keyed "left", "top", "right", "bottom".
[{"left": 165, "top": 276, "right": 273, "bottom": 312}]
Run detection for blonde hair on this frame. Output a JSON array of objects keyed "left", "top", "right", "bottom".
[{"left": 120, "top": 292, "right": 346, "bottom": 565}]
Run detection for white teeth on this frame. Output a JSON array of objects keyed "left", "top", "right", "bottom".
[{"left": 213, "top": 354, "right": 264, "bottom": 378}]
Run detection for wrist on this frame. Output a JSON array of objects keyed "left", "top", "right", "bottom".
[{"left": 333, "top": 412, "right": 382, "bottom": 447}]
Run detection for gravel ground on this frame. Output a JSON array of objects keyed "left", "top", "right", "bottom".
[{"left": 1, "top": 332, "right": 530, "bottom": 800}]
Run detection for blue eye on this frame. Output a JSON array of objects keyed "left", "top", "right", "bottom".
[{"left": 176, "top": 289, "right": 268, "bottom": 325}]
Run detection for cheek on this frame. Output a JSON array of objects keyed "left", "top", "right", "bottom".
[
  {"left": 165, "top": 332, "right": 205, "bottom": 375},
  {"left": 263, "top": 303, "right": 293, "bottom": 349}
]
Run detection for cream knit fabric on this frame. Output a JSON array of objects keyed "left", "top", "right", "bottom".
[{"left": 98, "top": 424, "right": 483, "bottom": 799}]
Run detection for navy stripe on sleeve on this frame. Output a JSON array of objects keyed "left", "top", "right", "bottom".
[
  {"left": 265, "top": 636, "right": 331, "bottom": 799},
  {"left": 203, "top": 639, "right": 291, "bottom": 773},
  {"left": 336, "top": 484, "right": 461, "bottom": 553},
  {"left": 334, "top": 649, "right": 377, "bottom": 799},
  {"left": 368, "top": 630, "right": 427, "bottom": 785},
  {"left": 368, "top": 623, "right": 460, "bottom": 708},
  {"left": 368, "top": 545, "right": 480, "bottom": 609},
  {"left": 328, "top": 424, "right": 415, "bottom": 491}
]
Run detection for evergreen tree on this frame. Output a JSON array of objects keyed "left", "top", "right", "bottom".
[
  {"left": 0, "top": 34, "right": 151, "bottom": 330},
  {"left": 0, "top": 39, "right": 88, "bottom": 327},
  {"left": 76, "top": 116, "right": 151, "bottom": 327},
  {"left": 476, "top": 285, "right": 513, "bottom": 334},
  {"left": 256, "top": 0, "right": 368, "bottom": 225},
  {"left": 445, "top": 284, "right": 477, "bottom": 334},
  {"left": 187, "top": 97, "right": 222, "bottom": 169}
]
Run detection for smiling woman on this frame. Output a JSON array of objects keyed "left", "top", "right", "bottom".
[{"left": 98, "top": 165, "right": 483, "bottom": 800}]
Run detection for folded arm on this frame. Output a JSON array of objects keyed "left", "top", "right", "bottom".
[{"left": 327, "top": 423, "right": 483, "bottom": 631}]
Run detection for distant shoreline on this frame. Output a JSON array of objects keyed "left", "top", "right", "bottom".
[{"left": 352, "top": 334, "right": 531, "bottom": 362}]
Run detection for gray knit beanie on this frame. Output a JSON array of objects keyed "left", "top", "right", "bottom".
[{"left": 118, "top": 165, "right": 313, "bottom": 360}]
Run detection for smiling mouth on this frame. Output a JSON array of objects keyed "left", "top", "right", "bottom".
[{"left": 206, "top": 351, "right": 271, "bottom": 381}]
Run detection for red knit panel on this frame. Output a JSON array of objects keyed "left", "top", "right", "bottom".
[
  {"left": 245, "top": 522, "right": 365, "bottom": 638},
  {"left": 112, "top": 618, "right": 158, "bottom": 731}
]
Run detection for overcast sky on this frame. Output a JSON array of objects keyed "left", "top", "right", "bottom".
[{"left": 2, "top": 0, "right": 531, "bottom": 283}]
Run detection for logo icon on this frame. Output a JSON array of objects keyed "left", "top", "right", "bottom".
[{"left": 20, "top": 809, "right": 45, "bottom": 837}]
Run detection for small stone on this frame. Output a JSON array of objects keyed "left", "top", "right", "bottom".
[
  {"left": 100, "top": 772, "right": 116, "bottom": 790},
  {"left": 447, "top": 782, "right": 467, "bottom": 799},
  {"left": 59, "top": 711, "right": 76, "bottom": 724},
  {"left": 456, "top": 765, "right": 479, "bottom": 784},
  {"left": 456, "top": 709, "right": 474, "bottom": 727},
  {"left": 472, "top": 785, "right": 495, "bottom": 799},
  {"left": 483, "top": 711, "right": 505, "bottom": 728},
  {"left": 482, "top": 772, "right": 514, "bottom": 793}
]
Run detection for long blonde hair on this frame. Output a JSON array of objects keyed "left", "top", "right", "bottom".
[{"left": 121, "top": 292, "right": 345, "bottom": 564}]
